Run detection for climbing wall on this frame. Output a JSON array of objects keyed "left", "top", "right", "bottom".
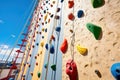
[{"left": 62, "top": 0, "right": 120, "bottom": 80}]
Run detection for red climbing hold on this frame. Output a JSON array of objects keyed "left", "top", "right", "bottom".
[
  {"left": 68, "top": 13, "right": 75, "bottom": 21},
  {"left": 68, "top": 0, "right": 74, "bottom": 8},
  {"left": 60, "top": 39, "right": 68, "bottom": 53},
  {"left": 36, "top": 62, "right": 38, "bottom": 66},
  {"left": 50, "top": 35, "right": 55, "bottom": 41},
  {"left": 66, "top": 59, "right": 78, "bottom": 80}
]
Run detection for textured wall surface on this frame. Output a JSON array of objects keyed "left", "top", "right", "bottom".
[{"left": 62, "top": 0, "right": 120, "bottom": 80}]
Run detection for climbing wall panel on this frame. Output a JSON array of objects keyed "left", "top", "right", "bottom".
[{"left": 62, "top": 0, "right": 120, "bottom": 80}]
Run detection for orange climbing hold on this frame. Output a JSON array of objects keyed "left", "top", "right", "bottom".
[
  {"left": 68, "top": 13, "right": 75, "bottom": 21},
  {"left": 68, "top": 0, "right": 74, "bottom": 8},
  {"left": 60, "top": 39, "right": 68, "bottom": 53}
]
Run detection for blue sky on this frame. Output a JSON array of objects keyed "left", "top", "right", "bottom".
[
  {"left": 0, "top": 0, "right": 37, "bottom": 61},
  {"left": 0, "top": 0, "right": 35, "bottom": 46}
]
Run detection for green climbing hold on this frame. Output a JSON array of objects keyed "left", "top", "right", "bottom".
[
  {"left": 91, "top": 0, "right": 104, "bottom": 8},
  {"left": 37, "top": 72, "right": 41, "bottom": 78},
  {"left": 51, "top": 64, "right": 56, "bottom": 71},
  {"left": 86, "top": 23, "right": 102, "bottom": 40}
]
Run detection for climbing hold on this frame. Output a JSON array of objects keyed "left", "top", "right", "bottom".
[
  {"left": 38, "top": 72, "right": 41, "bottom": 78},
  {"left": 9, "top": 78, "right": 14, "bottom": 80},
  {"left": 42, "top": 22, "right": 44, "bottom": 25},
  {"left": 42, "top": 28, "right": 45, "bottom": 32},
  {"left": 53, "top": 1, "right": 55, "bottom": 4},
  {"left": 44, "top": 14, "right": 48, "bottom": 21},
  {"left": 40, "top": 42, "right": 44, "bottom": 47},
  {"left": 55, "top": 15, "right": 60, "bottom": 19},
  {"left": 86, "top": 23, "right": 102, "bottom": 40},
  {"left": 50, "top": 35, "right": 55, "bottom": 41},
  {"left": 44, "top": 10, "right": 46, "bottom": 14},
  {"left": 36, "top": 43, "right": 39, "bottom": 46},
  {"left": 45, "top": 28, "right": 47, "bottom": 32},
  {"left": 69, "top": 29, "right": 73, "bottom": 33},
  {"left": 50, "top": 14, "right": 54, "bottom": 18},
  {"left": 36, "top": 62, "right": 38, "bottom": 66},
  {"left": 111, "top": 62, "right": 120, "bottom": 80},
  {"left": 40, "top": 51, "right": 42, "bottom": 54},
  {"left": 95, "top": 69, "right": 102, "bottom": 78},
  {"left": 76, "top": 45, "right": 87, "bottom": 55},
  {"left": 31, "top": 72, "right": 33, "bottom": 76},
  {"left": 39, "top": 32, "right": 41, "bottom": 34},
  {"left": 51, "top": 64, "right": 56, "bottom": 71},
  {"left": 35, "top": 56, "right": 37, "bottom": 59},
  {"left": 50, "top": 45, "right": 55, "bottom": 54},
  {"left": 68, "top": 0, "right": 74, "bottom": 8},
  {"left": 44, "top": 63, "right": 48, "bottom": 68},
  {"left": 29, "top": 54, "right": 31, "bottom": 57},
  {"left": 66, "top": 59, "right": 78, "bottom": 80},
  {"left": 48, "top": 18, "right": 50, "bottom": 23},
  {"left": 56, "top": 8, "right": 60, "bottom": 12},
  {"left": 55, "top": 26, "right": 61, "bottom": 32},
  {"left": 68, "top": 13, "right": 75, "bottom": 21},
  {"left": 46, "top": 1, "right": 48, "bottom": 3},
  {"left": 28, "top": 64, "right": 31, "bottom": 67},
  {"left": 50, "top": 4, "right": 53, "bottom": 7},
  {"left": 32, "top": 45, "right": 35, "bottom": 48},
  {"left": 42, "top": 36, "right": 44, "bottom": 39},
  {"left": 45, "top": 43, "right": 49, "bottom": 50},
  {"left": 45, "top": 21, "right": 47, "bottom": 24},
  {"left": 60, "top": 39, "right": 68, "bottom": 53},
  {"left": 91, "top": 0, "right": 104, "bottom": 8},
  {"left": 77, "top": 10, "right": 84, "bottom": 18},
  {"left": 37, "top": 53, "right": 39, "bottom": 56},
  {"left": 61, "top": 0, "right": 64, "bottom": 3}
]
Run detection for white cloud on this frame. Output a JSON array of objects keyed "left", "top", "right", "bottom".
[
  {"left": 0, "top": 45, "right": 9, "bottom": 49},
  {"left": 0, "top": 46, "right": 22, "bottom": 63},
  {"left": 11, "top": 34, "right": 15, "bottom": 38}
]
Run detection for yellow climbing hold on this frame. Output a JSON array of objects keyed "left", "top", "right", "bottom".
[
  {"left": 76, "top": 45, "right": 87, "bottom": 55},
  {"left": 42, "top": 28, "right": 45, "bottom": 32},
  {"left": 44, "top": 14, "right": 48, "bottom": 21},
  {"left": 40, "top": 42, "right": 44, "bottom": 47}
]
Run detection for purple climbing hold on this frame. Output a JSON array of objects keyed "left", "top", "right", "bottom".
[{"left": 77, "top": 10, "right": 84, "bottom": 18}]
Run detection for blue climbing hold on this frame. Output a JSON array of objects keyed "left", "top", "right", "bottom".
[
  {"left": 45, "top": 43, "right": 48, "bottom": 50},
  {"left": 42, "top": 36, "right": 44, "bottom": 39},
  {"left": 45, "top": 28, "right": 47, "bottom": 32},
  {"left": 55, "top": 26, "right": 61, "bottom": 32},
  {"left": 50, "top": 45, "right": 55, "bottom": 54},
  {"left": 9, "top": 78, "right": 14, "bottom": 80},
  {"left": 77, "top": 10, "right": 84, "bottom": 18},
  {"left": 61, "top": 0, "right": 64, "bottom": 2},
  {"left": 44, "top": 63, "right": 48, "bottom": 68},
  {"left": 111, "top": 62, "right": 120, "bottom": 80}
]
